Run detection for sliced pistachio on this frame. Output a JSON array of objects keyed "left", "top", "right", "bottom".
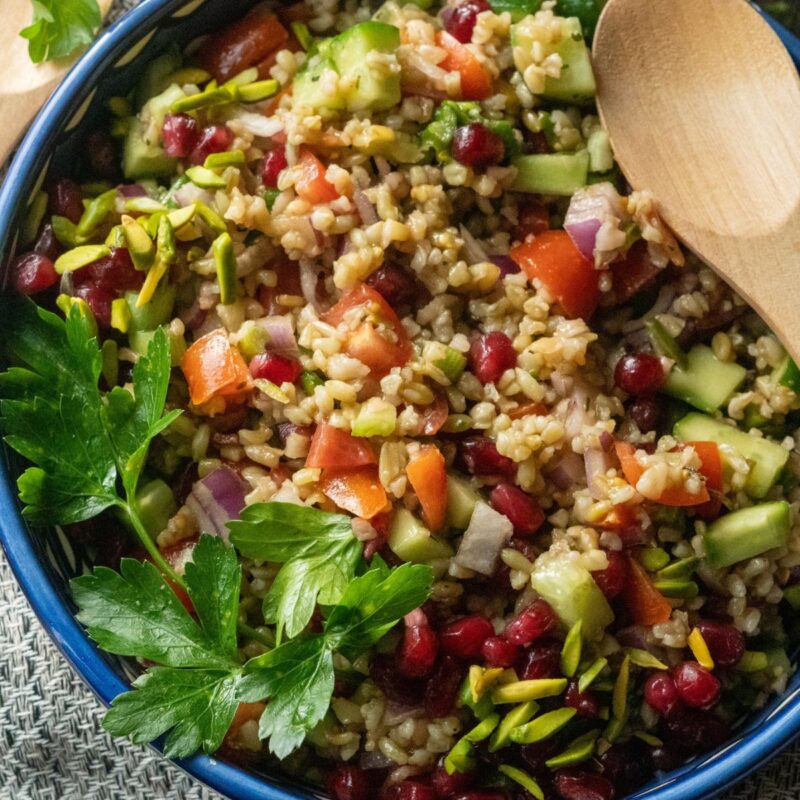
[
  {"left": 105, "top": 224, "right": 126, "bottom": 248},
  {"left": 167, "top": 203, "right": 198, "bottom": 231},
  {"left": 489, "top": 700, "right": 538, "bottom": 752},
  {"left": 442, "top": 414, "right": 473, "bottom": 433},
  {"left": 603, "top": 711, "right": 627, "bottom": 743},
  {"left": 77, "top": 189, "right": 117, "bottom": 237},
  {"left": 291, "top": 21, "right": 313, "bottom": 51},
  {"left": 560, "top": 620, "right": 582, "bottom": 678},
  {"left": 21, "top": 190, "right": 48, "bottom": 246},
  {"left": 633, "top": 731, "right": 664, "bottom": 747},
  {"left": 657, "top": 556, "right": 701, "bottom": 579},
  {"left": 491, "top": 678, "right": 567, "bottom": 705},
  {"left": 510, "top": 707, "right": 576, "bottom": 744},
  {"left": 51, "top": 215, "right": 79, "bottom": 248},
  {"left": 170, "top": 86, "right": 234, "bottom": 114},
  {"left": 545, "top": 729, "right": 600, "bottom": 769},
  {"left": 81, "top": 181, "right": 114, "bottom": 196},
  {"left": 54, "top": 244, "right": 111, "bottom": 275},
  {"left": 612, "top": 655, "right": 630, "bottom": 721},
  {"left": 110, "top": 298, "right": 132, "bottom": 333},
  {"left": 157, "top": 216, "right": 177, "bottom": 265},
  {"left": 498, "top": 765, "right": 544, "bottom": 800},
  {"left": 255, "top": 378, "right": 290, "bottom": 404},
  {"left": 144, "top": 211, "right": 166, "bottom": 239},
  {"left": 237, "top": 79, "right": 280, "bottom": 103},
  {"left": 122, "top": 215, "right": 156, "bottom": 271},
  {"left": 464, "top": 713, "right": 500, "bottom": 743},
  {"left": 204, "top": 150, "right": 246, "bottom": 170},
  {"left": 169, "top": 67, "right": 212, "bottom": 86},
  {"left": 124, "top": 196, "right": 168, "bottom": 215},
  {"left": 688, "top": 627, "right": 715, "bottom": 670},
  {"left": 101, "top": 339, "right": 119, "bottom": 388},
  {"left": 625, "top": 648, "right": 668, "bottom": 671},
  {"left": 444, "top": 737, "right": 475, "bottom": 775},
  {"left": 577, "top": 657, "right": 608, "bottom": 693},
  {"left": 638, "top": 547, "right": 670, "bottom": 572},
  {"left": 652, "top": 578, "right": 699, "bottom": 599},
  {"left": 137, "top": 260, "right": 169, "bottom": 308},
  {"left": 196, "top": 201, "right": 228, "bottom": 235},
  {"left": 736, "top": 651, "right": 769, "bottom": 673},
  {"left": 225, "top": 67, "right": 260, "bottom": 88},
  {"left": 213, "top": 232, "right": 237, "bottom": 305},
  {"left": 186, "top": 166, "right": 228, "bottom": 190},
  {"left": 469, "top": 664, "right": 504, "bottom": 703},
  {"left": 106, "top": 96, "right": 132, "bottom": 118}
]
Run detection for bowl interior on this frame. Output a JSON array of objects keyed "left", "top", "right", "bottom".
[{"left": 1, "top": 2, "right": 800, "bottom": 799}]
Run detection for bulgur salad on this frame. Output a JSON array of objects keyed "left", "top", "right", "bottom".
[{"left": 2, "top": 1, "right": 800, "bottom": 798}]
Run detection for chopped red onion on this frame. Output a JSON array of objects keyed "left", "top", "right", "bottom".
[
  {"left": 455, "top": 500, "right": 513, "bottom": 576},
  {"left": 491, "top": 255, "right": 520, "bottom": 277},
  {"left": 547, "top": 451, "right": 585, "bottom": 489},
  {"left": 299, "top": 260, "right": 321, "bottom": 310},
  {"left": 564, "top": 218, "right": 602, "bottom": 260},
  {"left": 259, "top": 315, "right": 299, "bottom": 358},
  {"left": 564, "top": 183, "right": 625, "bottom": 261},
  {"left": 180, "top": 299, "right": 207, "bottom": 332},
  {"left": 353, "top": 187, "right": 379, "bottom": 226},
  {"left": 584, "top": 446, "right": 612, "bottom": 499},
  {"left": 185, "top": 466, "right": 247, "bottom": 542},
  {"left": 117, "top": 184, "right": 147, "bottom": 198}
]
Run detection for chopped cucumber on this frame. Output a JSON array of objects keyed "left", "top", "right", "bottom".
[
  {"left": 673, "top": 412, "right": 789, "bottom": 499},
  {"left": 388, "top": 507, "right": 454, "bottom": 562},
  {"left": 125, "top": 283, "right": 176, "bottom": 333},
  {"left": 586, "top": 129, "right": 613, "bottom": 173},
  {"left": 352, "top": 397, "right": 397, "bottom": 437},
  {"left": 703, "top": 501, "right": 791, "bottom": 569},
  {"left": 772, "top": 354, "right": 800, "bottom": 393},
  {"left": 664, "top": 345, "right": 746, "bottom": 413},
  {"left": 123, "top": 118, "right": 177, "bottom": 180},
  {"left": 530, "top": 550, "right": 613, "bottom": 641},
  {"left": 293, "top": 51, "right": 346, "bottom": 112},
  {"left": 512, "top": 151, "right": 589, "bottom": 195},
  {"left": 135, "top": 46, "right": 182, "bottom": 108},
  {"left": 446, "top": 474, "right": 482, "bottom": 530}
]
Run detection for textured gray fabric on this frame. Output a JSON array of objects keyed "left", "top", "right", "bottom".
[{"left": 0, "top": 1, "right": 798, "bottom": 798}]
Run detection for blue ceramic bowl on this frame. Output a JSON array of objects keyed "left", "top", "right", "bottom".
[{"left": 1, "top": 2, "right": 799, "bottom": 798}]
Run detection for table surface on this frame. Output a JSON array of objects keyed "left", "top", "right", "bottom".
[{"left": 1, "top": 1, "right": 800, "bottom": 797}]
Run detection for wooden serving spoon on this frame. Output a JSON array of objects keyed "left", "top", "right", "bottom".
[
  {"left": 592, "top": 0, "right": 800, "bottom": 361},
  {"left": 0, "top": 0, "right": 113, "bottom": 165}
]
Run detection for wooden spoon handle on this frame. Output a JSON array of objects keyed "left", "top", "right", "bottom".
[{"left": 0, "top": 0, "right": 113, "bottom": 165}]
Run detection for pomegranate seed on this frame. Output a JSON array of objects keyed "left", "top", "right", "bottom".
[
  {"left": 614, "top": 352, "right": 665, "bottom": 396},
  {"left": 34, "top": 222, "right": 61, "bottom": 261},
  {"left": 673, "top": 661, "right": 721, "bottom": 709},
  {"left": 11, "top": 253, "right": 58, "bottom": 295},
  {"left": 564, "top": 680, "right": 601, "bottom": 719},
  {"left": 367, "top": 263, "right": 423, "bottom": 308},
  {"left": 597, "top": 742, "right": 653, "bottom": 795},
  {"left": 327, "top": 765, "right": 371, "bottom": 800},
  {"left": 522, "top": 129, "right": 551, "bottom": 155},
  {"left": 441, "top": 0, "right": 490, "bottom": 43},
  {"left": 660, "top": 707, "right": 727, "bottom": 754},
  {"left": 629, "top": 394, "right": 663, "bottom": 433},
  {"left": 651, "top": 745, "right": 682, "bottom": 772},
  {"left": 451, "top": 123, "right": 505, "bottom": 169},
  {"left": 469, "top": 332, "right": 516, "bottom": 384},
  {"left": 398, "top": 621, "right": 439, "bottom": 678},
  {"left": 451, "top": 795, "right": 506, "bottom": 800},
  {"left": 49, "top": 179, "right": 84, "bottom": 224},
  {"left": 643, "top": 671, "right": 682, "bottom": 718},
  {"left": 553, "top": 769, "right": 614, "bottom": 800},
  {"left": 424, "top": 655, "right": 463, "bottom": 717},
  {"left": 74, "top": 283, "right": 115, "bottom": 327},
  {"left": 591, "top": 551, "right": 628, "bottom": 600},
  {"left": 249, "top": 352, "right": 303, "bottom": 384},
  {"left": 85, "top": 130, "right": 119, "bottom": 180},
  {"left": 370, "top": 654, "right": 423, "bottom": 705},
  {"left": 432, "top": 757, "right": 474, "bottom": 797},
  {"left": 520, "top": 739, "right": 560, "bottom": 773},
  {"left": 189, "top": 124, "right": 234, "bottom": 165},
  {"left": 489, "top": 484, "right": 544, "bottom": 537},
  {"left": 162, "top": 114, "right": 200, "bottom": 158},
  {"left": 75, "top": 247, "right": 144, "bottom": 292},
  {"left": 695, "top": 620, "right": 745, "bottom": 667},
  {"left": 503, "top": 599, "right": 557, "bottom": 646},
  {"left": 458, "top": 437, "right": 516, "bottom": 482},
  {"left": 519, "top": 640, "right": 562, "bottom": 680},
  {"left": 261, "top": 145, "right": 288, "bottom": 188},
  {"left": 514, "top": 200, "right": 550, "bottom": 240},
  {"left": 481, "top": 635, "right": 521, "bottom": 668},
  {"left": 440, "top": 615, "right": 494, "bottom": 660},
  {"left": 390, "top": 783, "right": 437, "bottom": 800}
]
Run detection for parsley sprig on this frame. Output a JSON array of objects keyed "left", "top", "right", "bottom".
[
  {"left": 0, "top": 296, "right": 181, "bottom": 581},
  {"left": 21, "top": 0, "right": 103, "bottom": 64}
]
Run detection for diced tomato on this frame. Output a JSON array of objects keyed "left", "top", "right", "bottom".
[
  {"left": 323, "top": 284, "right": 412, "bottom": 376},
  {"left": 295, "top": 149, "right": 340, "bottom": 205},
  {"left": 508, "top": 402, "right": 549, "bottom": 420},
  {"left": 199, "top": 9, "right": 289, "bottom": 82},
  {"left": 610, "top": 241, "right": 661, "bottom": 304},
  {"left": 418, "top": 393, "right": 450, "bottom": 436},
  {"left": 595, "top": 503, "right": 650, "bottom": 545},
  {"left": 688, "top": 441, "right": 723, "bottom": 521},
  {"left": 181, "top": 329, "right": 253, "bottom": 407},
  {"left": 406, "top": 447, "right": 448, "bottom": 531},
  {"left": 320, "top": 465, "right": 389, "bottom": 519},
  {"left": 510, "top": 230, "right": 600, "bottom": 320},
  {"left": 306, "top": 421, "right": 377, "bottom": 469},
  {"left": 514, "top": 200, "right": 550, "bottom": 242},
  {"left": 436, "top": 31, "right": 493, "bottom": 100},
  {"left": 615, "top": 440, "right": 710, "bottom": 507},
  {"left": 623, "top": 554, "right": 673, "bottom": 626}
]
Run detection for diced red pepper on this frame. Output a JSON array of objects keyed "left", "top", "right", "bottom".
[{"left": 306, "top": 422, "right": 377, "bottom": 470}]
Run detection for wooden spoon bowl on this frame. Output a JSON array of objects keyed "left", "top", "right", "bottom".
[{"left": 593, "top": 0, "right": 800, "bottom": 361}]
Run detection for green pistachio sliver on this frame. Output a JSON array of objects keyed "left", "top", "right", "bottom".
[
  {"left": 124, "top": 196, "right": 168, "bottom": 215},
  {"left": 237, "top": 79, "right": 280, "bottom": 104},
  {"left": 444, "top": 737, "right": 475, "bottom": 775},
  {"left": 196, "top": 201, "right": 228, "bottom": 234},
  {"left": 612, "top": 655, "right": 630, "bottom": 721},
  {"left": 170, "top": 86, "right": 234, "bottom": 113},
  {"left": 106, "top": 95, "right": 132, "bottom": 118},
  {"left": 291, "top": 21, "right": 313, "bottom": 51},
  {"left": 560, "top": 620, "right": 582, "bottom": 678},
  {"left": 81, "top": 181, "right": 114, "bottom": 196},
  {"left": 510, "top": 707, "right": 577, "bottom": 745},
  {"left": 105, "top": 224, "right": 126, "bottom": 247},
  {"left": 577, "top": 657, "right": 608, "bottom": 693},
  {"left": 491, "top": 678, "right": 567, "bottom": 705},
  {"left": 489, "top": 700, "right": 539, "bottom": 752},
  {"left": 225, "top": 67, "right": 260, "bottom": 88},
  {"left": 51, "top": 215, "right": 78, "bottom": 248},
  {"left": 186, "top": 166, "right": 228, "bottom": 190},
  {"left": 464, "top": 713, "right": 500, "bottom": 743},
  {"left": 54, "top": 244, "right": 111, "bottom": 275},
  {"left": 167, "top": 203, "right": 198, "bottom": 231},
  {"left": 254, "top": 378, "right": 289, "bottom": 404},
  {"left": 736, "top": 651, "right": 769, "bottom": 672},
  {"left": 213, "top": 232, "right": 237, "bottom": 305},
  {"left": 604, "top": 711, "right": 627, "bottom": 743},
  {"left": 169, "top": 67, "right": 212, "bottom": 86},
  {"left": 443, "top": 414, "right": 473, "bottom": 433},
  {"left": 101, "top": 339, "right": 119, "bottom": 388},
  {"left": 122, "top": 216, "right": 156, "bottom": 271},
  {"left": 300, "top": 370, "right": 325, "bottom": 395},
  {"left": 638, "top": 547, "right": 670, "bottom": 572},
  {"left": 625, "top": 648, "right": 668, "bottom": 670},
  {"left": 144, "top": 212, "right": 165, "bottom": 239},
  {"left": 633, "top": 731, "right": 664, "bottom": 747},
  {"left": 545, "top": 729, "right": 600, "bottom": 769},
  {"left": 657, "top": 556, "right": 701, "bottom": 579},
  {"left": 157, "top": 216, "right": 177, "bottom": 265},
  {"left": 21, "top": 190, "right": 48, "bottom": 246},
  {"left": 110, "top": 297, "right": 131, "bottom": 333},
  {"left": 653, "top": 578, "right": 699, "bottom": 599},
  {"left": 77, "top": 189, "right": 117, "bottom": 237},
  {"left": 498, "top": 765, "right": 544, "bottom": 800},
  {"left": 204, "top": 150, "right": 246, "bottom": 170}
]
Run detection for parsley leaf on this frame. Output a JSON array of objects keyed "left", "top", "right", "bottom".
[
  {"left": 228, "top": 503, "right": 362, "bottom": 640},
  {"left": 20, "top": 0, "right": 102, "bottom": 64},
  {"left": 239, "top": 562, "right": 434, "bottom": 757}
]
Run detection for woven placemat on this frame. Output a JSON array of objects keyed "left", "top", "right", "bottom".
[{"left": 1, "top": 1, "right": 799, "bottom": 797}]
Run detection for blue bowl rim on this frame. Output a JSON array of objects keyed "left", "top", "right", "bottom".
[{"left": 1, "top": 2, "right": 800, "bottom": 799}]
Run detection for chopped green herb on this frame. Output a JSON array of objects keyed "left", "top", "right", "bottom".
[{"left": 20, "top": 0, "right": 102, "bottom": 63}]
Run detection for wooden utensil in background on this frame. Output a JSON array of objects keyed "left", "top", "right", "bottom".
[
  {"left": 593, "top": 0, "right": 800, "bottom": 361},
  {"left": 0, "top": 0, "right": 113, "bottom": 164}
]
